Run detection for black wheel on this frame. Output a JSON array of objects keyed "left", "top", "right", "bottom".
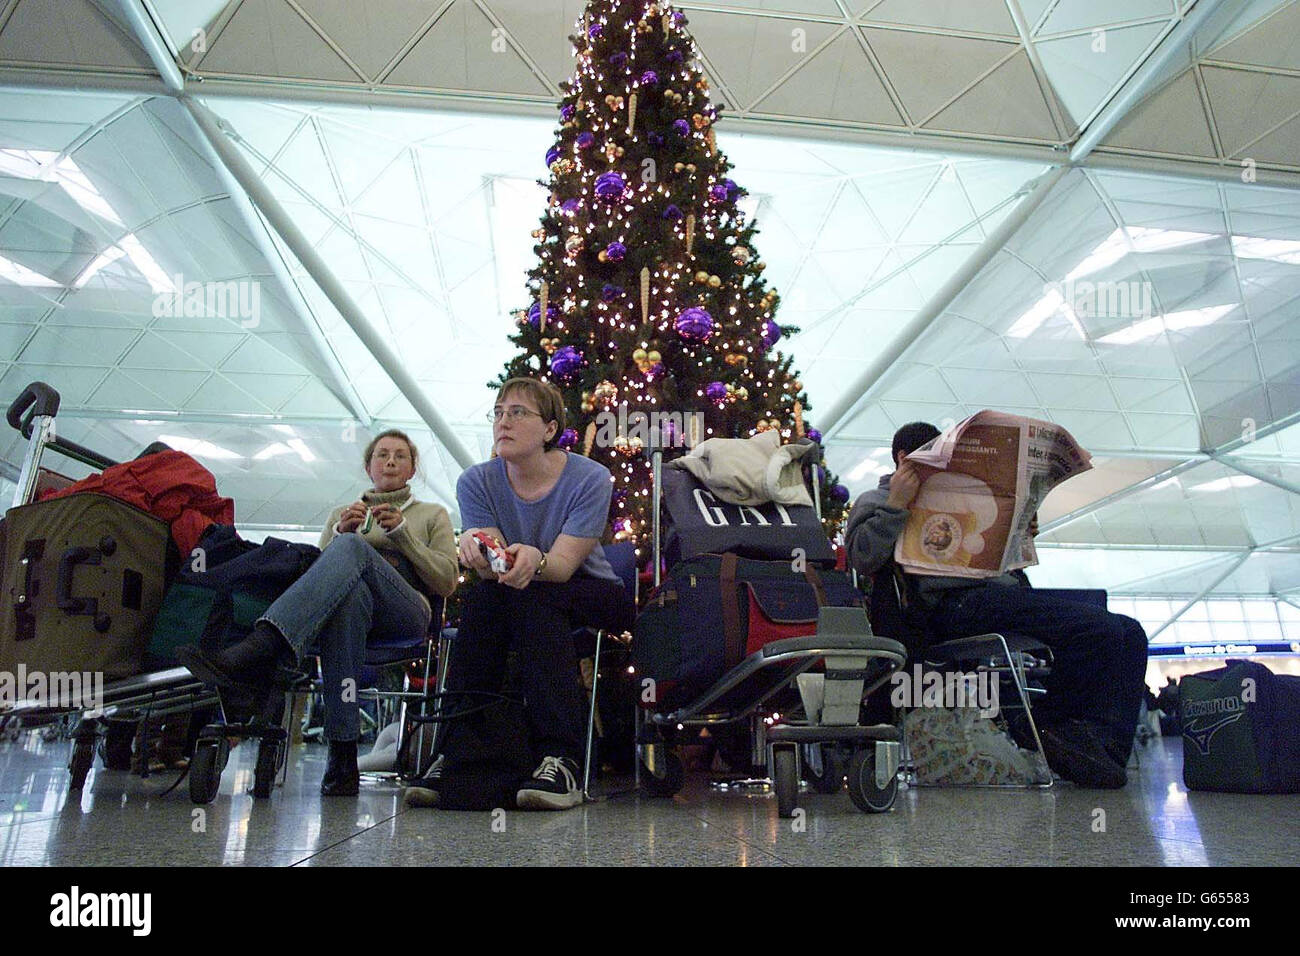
[
  {"left": 251, "top": 738, "right": 281, "bottom": 799},
  {"left": 847, "top": 747, "right": 897, "bottom": 814},
  {"left": 189, "top": 739, "right": 226, "bottom": 804},
  {"left": 69, "top": 739, "right": 95, "bottom": 790},
  {"left": 640, "top": 750, "right": 684, "bottom": 797},
  {"left": 803, "top": 743, "right": 843, "bottom": 794},
  {"left": 772, "top": 746, "right": 799, "bottom": 818}
]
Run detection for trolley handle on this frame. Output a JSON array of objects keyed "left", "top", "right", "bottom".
[
  {"left": 6, "top": 381, "right": 119, "bottom": 471},
  {"left": 7, "top": 381, "right": 60, "bottom": 433}
]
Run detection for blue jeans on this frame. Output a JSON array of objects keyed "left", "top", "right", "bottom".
[{"left": 260, "top": 534, "right": 431, "bottom": 742}]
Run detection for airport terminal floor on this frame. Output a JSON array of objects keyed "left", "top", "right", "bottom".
[{"left": 2, "top": 734, "right": 1293, "bottom": 867}]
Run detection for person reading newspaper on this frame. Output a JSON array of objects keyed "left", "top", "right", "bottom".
[{"left": 846, "top": 419, "right": 1148, "bottom": 789}]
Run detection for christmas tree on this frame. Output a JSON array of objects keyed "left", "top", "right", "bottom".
[{"left": 499, "top": 0, "right": 848, "bottom": 547}]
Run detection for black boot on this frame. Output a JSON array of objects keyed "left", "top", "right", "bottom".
[
  {"left": 176, "top": 623, "right": 294, "bottom": 690},
  {"left": 321, "top": 740, "right": 360, "bottom": 796}
]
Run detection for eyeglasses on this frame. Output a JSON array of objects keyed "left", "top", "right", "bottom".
[{"left": 488, "top": 405, "right": 545, "bottom": 423}]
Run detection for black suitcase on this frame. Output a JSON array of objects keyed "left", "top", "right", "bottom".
[{"left": 0, "top": 493, "right": 178, "bottom": 682}]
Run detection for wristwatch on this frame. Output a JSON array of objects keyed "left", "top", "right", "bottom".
[{"left": 535, "top": 552, "right": 548, "bottom": 576}]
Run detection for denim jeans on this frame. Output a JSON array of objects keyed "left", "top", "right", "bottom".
[
  {"left": 931, "top": 585, "right": 1149, "bottom": 762},
  {"left": 260, "top": 533, "right": 431, "bottom": 742}
]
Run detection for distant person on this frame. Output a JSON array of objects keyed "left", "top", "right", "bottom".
[
  {"left": 847, "top": 421, "right": 1148, "bottom": 789},
  {"left": 408, "top": 377, "right": 633, "bottom": 810},
  {"left": 179, "top": 430, "right": 457, "bottom": 796}
]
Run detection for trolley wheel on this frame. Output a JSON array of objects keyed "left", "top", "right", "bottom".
[
  {"left": 639, "top": 750, "right": 684, "bottom": 797},
  {"left": 803, "top": 743, "right": 843, "bottom": 794},
  {"left": 251, "top": 738, "right": 282, "bottom": 799},
  {"left": 69, "top": 738, "right": 96, "bottom": 791},
  {"left": 772, "top": 746, "right": 799, "bottom": 818},
  {"left": 189, "top": 738, "right": 228, "bottom": 805},
  {"left": 847, "top": 746, "right": 897, "bottom": 814}
]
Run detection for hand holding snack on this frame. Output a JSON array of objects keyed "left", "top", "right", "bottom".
[
  {"left": 371, "top": 503, "right": 403, "bottom": 532},
  {"left": 338, "top": 501, "right": 367, "bottom": 534},
  {"left": 472, "top": 531, "right": 514, "bottom": 574}
]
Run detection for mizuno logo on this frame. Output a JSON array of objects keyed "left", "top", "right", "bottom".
[{"left": 1183, "top": 711, "right": 1243, "bottom": 756}]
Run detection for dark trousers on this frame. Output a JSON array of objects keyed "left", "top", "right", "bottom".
[
  {"left": 931, "top": 586, "right": 1149, "bottom": 762},
  {"left": 446, "top": 577, "right": 636, "bottom": 765}
]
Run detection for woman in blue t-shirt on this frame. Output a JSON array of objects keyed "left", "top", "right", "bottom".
[{"left": 418, "top": 377, "right": 633, "bottom": 810}]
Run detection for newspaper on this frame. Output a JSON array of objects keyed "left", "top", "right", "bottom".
[{"left": 894, "top": 411, "right": 1092, "bottom": 578}]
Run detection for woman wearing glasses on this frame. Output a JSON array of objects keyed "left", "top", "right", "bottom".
[
  {"left": 178, "top": 430, "right": 458, "bottom": 796},
  {"left": 420, "top": 377, "right": 633, "bottom": 810}
]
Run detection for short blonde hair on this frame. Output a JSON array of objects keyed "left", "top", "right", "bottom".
[{"left": 497, "top": 378, "right": 566, "bottom": 450}]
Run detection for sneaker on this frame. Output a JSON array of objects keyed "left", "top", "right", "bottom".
[
  {"left": 1040, "top": 721, "right": 1127, "bottom": 789},
  {"left": 516, "top": 756, "right": 582, "bottom": 810},
  {"left": 402, "top": 755, "right": 443, "bottom": 808}
]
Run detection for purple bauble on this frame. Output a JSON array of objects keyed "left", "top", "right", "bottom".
[
  {"left": 662, "top": 204, "right": 683, "bottom": 221},
  {"left": 673, "top": 119, "right": 690, "bottom": 137},
  {"left": 667, "top": 50, "right": 684, "bottom": 63},
  {"left": 561, "top": 198, "right": 581, "bottom": 214},
  {"left": 560, "top": 105, "right": 575, "bottom": 121},
  {"left": 709, "top": 184, "right": 728, "bottom": 202},
  {"left": 830, "top": 484, "right": 850, "bottom": 504},
  {"left": 601, "top": 283, "right": 623, "bottom": 301},
  {"left": 557, "top": 427, "right": 578, "bottom": 449},
  {"left": 609, "top": 52, "right": 627, "bottom": 68},
  {"left": 576, "top": 132, "right": 595, "bottom": 150},
  {"left": 640, "top": 70, "right": 658, "bottom": 87},
  {"left": 605, "top": 241, "right": 627, "bottom": 262},
  {"left": 673, "top": 11, "right": 685, "bottom": 23},
  {"left": 588, "top": 22, "right": 603, "bottom": 38},
  {"left": 594, "top": 172, "right": 626, "bottom": 201},
  {"left": 546, "top": 146, "right": 561, "bottom": 167},
  {"left": 705, "top": 381, "right": 728, "bottom": 401},
  {"left": 807, "top": 428, "right": 822, "bottom": 444},
  {"left": 550, "top": 345, "right": 583, "bottom": 378},
  {"left": 762, "top": 319, "right": 781, "bottom": 349},
  {"left": 648, "top": 132, "right": 665, "bottom": 147},
  {"left": 722, "top": 178, "right": 739, "bottom": 198},
  {"left": 527, "top": 301, "right": 559, "bottom": 327},
  {"left": 675, "top": 307, "right": 715, "bottom": 341}
]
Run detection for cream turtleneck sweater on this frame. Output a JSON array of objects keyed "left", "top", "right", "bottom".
[{"left": 320, "top": 485, "right": 458, "bottom": 606}]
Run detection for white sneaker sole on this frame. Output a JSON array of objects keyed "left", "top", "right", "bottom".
[{"left": 515, "top": 787, "right": 583, "bottom": 810}]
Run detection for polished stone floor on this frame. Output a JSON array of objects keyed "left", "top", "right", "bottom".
[{"left": 0, "top": 730, "right": 1295, "bottom": 867}]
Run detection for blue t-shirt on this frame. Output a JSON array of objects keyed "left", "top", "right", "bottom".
[{"left": 456, "top": 452, "right": 617, "bottom": 581}]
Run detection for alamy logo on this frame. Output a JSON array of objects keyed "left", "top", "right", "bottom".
[
  {"left": 593, "top": 405, "right": 703, "bottom": 450},
  {"left": 49, "top": 886, "right": 151, "bottom": 936},
  {"left": 1045, "top": 278, "right": 1153, "bottom": 319},
  {"left": 0, "top": 665, "right": 103, "bottom": 712},
  {"left": 152, "top": 276, "right": 260, "bottom": 328},
  {"left": 890, "top": 665, "right": 1000, "bottom": 717}
]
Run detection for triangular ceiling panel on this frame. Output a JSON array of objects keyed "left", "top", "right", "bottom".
[
  {"left": 862, "top": 0, "right": 1019, "bottom": 36},
  {"left": 196, "top": 0, "right": 361, "bottom": 82},
  {"left": 924, "top": 50, "right": 1060, "bottom": 140},
  {"left": 1038, "top": 0, "right": 1176, "bottom": 36},
  {"left": 295, "top": 0, "right": 438, "bottom": 81},
  {"left": 1207, "top": 1, "right": 1300, "bottom": 69},
  {"left": 383, "top": 0, "right": 549, "bottom": 96},
  {"left": 0, "top": 0, "right": 154, "bottom": 72},
  {"left": 1035, "top": 21, "right": 1167, "bottom": 130},
  {"left": 861, "top": 26, "right": 1014, "bottom": 125},
  {"left": 751, "top": 30, "right": 904, "bottom": 126},
  {"left": 1201, "top": 65, "right": 1300, "bottom": 158}
]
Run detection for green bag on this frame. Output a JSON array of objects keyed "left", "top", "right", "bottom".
[{"left": 146, "top": 583, "right": 270, "bottom": 669}]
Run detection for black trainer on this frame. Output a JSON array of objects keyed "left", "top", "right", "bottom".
[
  {"left": 516, "top": 756, "right": 582, "bottom": 810},
  {"left": 176, "top": 623, "right": 296, "bottom": 691},
  {"left": 1040, "top": 720, "right": 1127, "bottom": 789}
]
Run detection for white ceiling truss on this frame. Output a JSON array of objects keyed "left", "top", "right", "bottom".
[{"left": 0, "top": 0, "right": 1296, "bottom": 605}]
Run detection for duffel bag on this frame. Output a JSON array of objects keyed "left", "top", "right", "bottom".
[
  {"left": 1180, "top": 660, "right": 1300, "bottom": 794},
  {"left": 661, "top": 469, "right": 835, "bottom": 567},
  {"left": 632, "top": 552, "right": 862, "bottom": 710}
]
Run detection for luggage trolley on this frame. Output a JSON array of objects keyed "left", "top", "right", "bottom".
[
  {"left": 634, "top": 448, "right": 908, "bottom": 816},
  {"left": 2, "top": 382, "right": 222, "bottom": 793}
]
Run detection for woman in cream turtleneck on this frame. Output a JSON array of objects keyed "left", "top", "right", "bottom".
[{"left": 178, "top": 430, "right": 457, "bottom": 796}]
